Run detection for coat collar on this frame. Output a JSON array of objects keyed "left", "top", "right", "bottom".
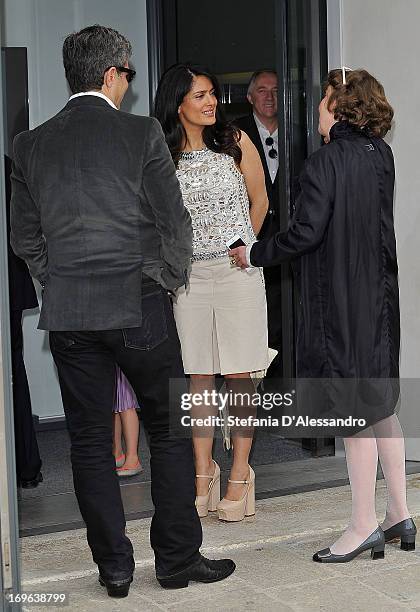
[{"left": 329, "top": 120, "right": 369, "bottom": 141}]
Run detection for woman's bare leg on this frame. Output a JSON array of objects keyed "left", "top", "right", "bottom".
[
  {"left": 330, "top": 433, "right": 379, "bottom": 554},
  {"left": 374, "top": 414, "right": 410, "bottom": 529},
  {"left": 190, "top": 374, "right": 217, "bottom": 496},
  {"left": 119, "top": 408, "right": 140, "bottom": 468},
  {"left": 224, "top": 372, "right": 254, "bottom": 501},
  {"left": 113, "top": 412, "right": 123, "bottom": 458}
]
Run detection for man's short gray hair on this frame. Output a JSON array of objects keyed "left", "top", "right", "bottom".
[
  {"left": 247, "top": 70, "right": 277, "bottom": 96},
  {"left": 63, "top": 24, "right": 132, "bottom": 94}
]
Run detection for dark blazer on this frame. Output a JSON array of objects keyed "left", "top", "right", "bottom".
[
  {"left": 234, "top": 114, "right": 280, "bottom": 240},
  {"left": 251, "top": 121, "right": 400, "bottom": 386},
  {"left": 10, "top": 96, "right": 192, "bottom": 331},
  {"left": 4, "top": 155, "right": 38, "bottom": 312}
]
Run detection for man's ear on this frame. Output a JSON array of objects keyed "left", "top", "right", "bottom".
[
  {"left": 246, "top": 93, "right": 253, "bottom": 106},
  {"left": 103, "top": 66, "right": 116, "bottom": 88}
]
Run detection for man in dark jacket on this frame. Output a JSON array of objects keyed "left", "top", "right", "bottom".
[
  {"left": 235, "top": 70, "right": 283, "bottom": 379},
  {"left": 11, "top": 25, "right": 234, "bottom": 597}
]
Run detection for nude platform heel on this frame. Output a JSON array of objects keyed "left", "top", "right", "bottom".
[
  {"left": 216, "top": 466, "right": 255, "bottom": 522},
  {"left": 195, "top": 460, "right": 221, "bottom": 518}
]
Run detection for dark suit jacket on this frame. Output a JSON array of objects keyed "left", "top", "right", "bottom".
[
  {"left": 234, "top": 114, "right": 280, "bottom": 241},
  {"left": 10, "top": 95, "right": 192, "bottom": 331}
]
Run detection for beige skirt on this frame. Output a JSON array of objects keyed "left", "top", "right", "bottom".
[{"left": 173, "top": 256, "right": 271, "bottom": 375}]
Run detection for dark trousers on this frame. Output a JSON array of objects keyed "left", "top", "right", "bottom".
[
  {"left": 264, "top": 269, "right": 283, "bottom": 380},
  {"left": 10, "top": 309, "right": 42, "bottom": 481},
  {"left": 49, "top": 279, "right": 202, "bottom": 580}
]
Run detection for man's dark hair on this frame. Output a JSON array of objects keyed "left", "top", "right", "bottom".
[{"left": 62, "top": 24, "right": 132, "bottom": 94}]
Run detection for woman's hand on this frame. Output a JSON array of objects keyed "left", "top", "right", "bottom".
[
  {"left": 238, "top": 131, "right": 269, "bottom": 236},
  {"left": 229, "top": 246, "right": 248, "bottom": 269}
]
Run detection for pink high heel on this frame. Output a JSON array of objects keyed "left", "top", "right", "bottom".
[
  {"left": 217, "top": 467, "right": 255, "bottom": 522},
  {"left": 195, "top": 460, "right": 221, "bottom": 518}
]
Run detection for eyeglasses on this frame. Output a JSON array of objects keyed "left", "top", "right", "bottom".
[
  {"left": 265, "top": 136, "right": 278, "bottom": 159},
  {"left": 104, "top": 66, "right": 136, "bottom": 83}
]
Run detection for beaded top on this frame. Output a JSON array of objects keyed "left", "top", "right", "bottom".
[{"left": 176, "top": 148, "right": 256, "bottom": 261}]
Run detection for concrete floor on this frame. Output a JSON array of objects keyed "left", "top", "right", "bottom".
[{"left": 19, "top": 474, "right": 420, "bottom": 611}]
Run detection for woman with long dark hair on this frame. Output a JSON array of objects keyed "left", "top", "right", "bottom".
[
  {"left": 232, "top": 68, "right": 416, "bottom": 561},
  {"left": 154, "top": 64, "right": 270, "bottom": 522}
]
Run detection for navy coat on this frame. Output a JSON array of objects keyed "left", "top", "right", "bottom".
[{"left": 251, "top": 121, "right": 400, "bottom": 427}]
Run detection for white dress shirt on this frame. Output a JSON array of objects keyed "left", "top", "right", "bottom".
[
  {"left": 242, "top": 114, "right": 279, "bottom": 266},
  {"left": 68, "top": 91, "right": 118, "bottom": 110},
  {"left": 253, "top": 113, "right": 278, "bottom": 183}
]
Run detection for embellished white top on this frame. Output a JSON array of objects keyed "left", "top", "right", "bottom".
[{"left": 176, "top": 148, "right": 256, "bottom": 261}]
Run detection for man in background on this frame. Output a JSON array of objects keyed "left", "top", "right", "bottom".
[{"left": 235, "top": 70, "right": 282, "bottom": 380}]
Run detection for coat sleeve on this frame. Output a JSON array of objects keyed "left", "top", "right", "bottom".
[
  {"left": 250, "top": 151, "right": 334, "bottom": 267},
  {"left": 10, "top": 134, "right": 48, "bottom": 285},
  {"left": 141, "top": 118, "right": 193, "bottom": 290}
]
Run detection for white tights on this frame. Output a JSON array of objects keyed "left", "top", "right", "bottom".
[{"left": 330, "top": 414, "right": 410, "bottom": 555}]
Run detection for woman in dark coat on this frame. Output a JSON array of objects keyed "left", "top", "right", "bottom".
[{"left": 231, "top": 68, "right": 415, "bottom": 562}]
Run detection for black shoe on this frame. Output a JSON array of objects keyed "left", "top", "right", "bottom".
[
  {"left": 313, "top": 527, "right": 385, "bottom": 563},
  {"left": 157, "top": 555, "right": 236, "bottom": 589},
  {"left": 98, "top": 574, "right": 133, "bottom": 598},
  {"left": 383, "top": 518, "right": 417, "bottom": 551},
  {"left": 19, "top": 472, "right": 43, "bottom": 489}
]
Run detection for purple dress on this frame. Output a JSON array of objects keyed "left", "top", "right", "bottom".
[{"left": 114, "top": 365, "right": 139, "bottom": 413}]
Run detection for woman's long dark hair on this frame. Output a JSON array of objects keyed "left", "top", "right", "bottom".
[{"left": 153, "top": 63, "right": 242, "bottom": 167}]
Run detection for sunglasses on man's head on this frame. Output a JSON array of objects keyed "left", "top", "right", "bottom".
[
  {"left": 265, "top": 136, "right": 278, "bottom": 159},
  {"left": 104, "top": 66, "right": 136, "bottom": 83}
]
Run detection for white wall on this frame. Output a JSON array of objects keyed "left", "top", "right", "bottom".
[
  {"left": 2, "top": 0, "right": 149, "bottom": 419},
  {"left": 328, "top": 0, "right": 420, "bottom": 457}
]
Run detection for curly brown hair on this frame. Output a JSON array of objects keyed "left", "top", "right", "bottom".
[{"left": 325, "top": 69, "right": 393, "bottom": 137}]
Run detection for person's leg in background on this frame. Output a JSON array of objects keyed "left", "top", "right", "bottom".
[
  {"left": 263, "top": 270, "right": 283, "bottom": 383},
  {"left": 49, "top": 330, "right": 134, "bottom": 582},
  {"left": 113, "top": 366, "right": 142, "bottom": 474},
  {"left": 10, "top": 308, "right": 42, "bottom": 485},
  {"left": 112, "top": 412, "right": 124, "bottom": 464},
  {"left": 117, "top": 409, "right": 142, "bottom": 474}
]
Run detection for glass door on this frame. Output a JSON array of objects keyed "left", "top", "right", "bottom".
[
  {"left": 0, "top": 27, "right": 22, "bottom": 611},
  {"left": 274, "top": 0, "right": 328, "bottom": 376},
  {"left": 277, "top": 0, "right": 333, "bottom": 456}
]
